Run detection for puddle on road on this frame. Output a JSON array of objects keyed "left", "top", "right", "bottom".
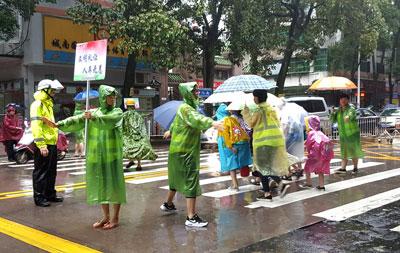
[{"left": 233, "top": 202, "right": 400, "bottom": 253}]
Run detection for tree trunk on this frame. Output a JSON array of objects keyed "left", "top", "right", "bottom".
[
  {"left": 122, "top": 53, "right": 136, "bottom": 98},
  {"left": 276, "top": 43, "right": 295, "bottom": 95}
]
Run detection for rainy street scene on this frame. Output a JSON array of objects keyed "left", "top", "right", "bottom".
[{"left": 1, "top": 0, "right": 400, "bottom": 253}]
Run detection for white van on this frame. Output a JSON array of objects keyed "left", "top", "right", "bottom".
[{"left": 285, "top": 96, "right": 329, "bottom": 119}]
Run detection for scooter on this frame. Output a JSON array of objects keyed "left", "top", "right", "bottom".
[{"left": 14, "top": 120, "right": 69, "bottom": 164}]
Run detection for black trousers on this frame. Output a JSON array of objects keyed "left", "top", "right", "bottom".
[
  {"left": 4, "top": 140, "right": 17, "bottom": 160},
  {"left": 32, "top": 145, "right": 58, "bottom": 201},
  {"left": 252, "top": 171, "right": 281, "bottom": 193}
]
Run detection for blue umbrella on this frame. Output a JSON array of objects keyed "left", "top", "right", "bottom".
[
  {"left": 214, "top": 74, "right": 276, "bottom": 93},
  {"left": 74, "top": 89, "right": 99, "bottom": 102},
  {"left": 153, "top": 100, "right": 183, "bottom": 129}
]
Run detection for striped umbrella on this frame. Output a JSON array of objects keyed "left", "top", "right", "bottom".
[{"left": 214, "top": 75, "right": 276, "bottom": 93}]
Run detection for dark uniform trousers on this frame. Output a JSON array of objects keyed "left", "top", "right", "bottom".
[{"left": 32, "top": 145, "right": 57, "bottom": 202}]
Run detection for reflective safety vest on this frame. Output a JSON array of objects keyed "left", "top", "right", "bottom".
[{"left": 252, "top": 104, "right": 285, "bottom": 148}]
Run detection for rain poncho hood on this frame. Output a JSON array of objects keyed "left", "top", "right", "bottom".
[
  {"left": 216, "top": 104, "right": 230, "bottom": 120},
  {"left": 30, "top": 90, "right": 58, "bottom": 148},
  {"left": 330, "top": 104, "right": 363, "bottom": 159},
  {"left": 167, "top": 82, "right": 214, "bottom": 197},
  {"left": 57, "top": 85, "right": 126, "bottom": 205},
  {"left": 179, "top": 82, "right": 199, "bottom": 109},
  {"left": 98, "top": 85, "right": 117, "bottom": 111},
  {"left": 306, "top": 115, "right": 320, "bottom": 131}
]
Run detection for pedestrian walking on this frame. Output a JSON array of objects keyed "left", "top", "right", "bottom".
[
  {"left": 330, "top": 93, "right": 363, "bottom": 174},
  {"left": 1, "top": 104, "right": 23, "bottom": 161},
  {"left": 301, "top": 115, "right": 334, "bottom": 190},
  {"left": 30, "top": 79, "right": 64, "bottom": 207},
  {"left": 242, "top": 89, "right": 289, "bottom": 201},
  {"left": 160, "top": 82, "right": 223, "bottom": 228},
  {"left": 57, "top": 85, "right": 126, "bottom": 229},
  {"left": 73, "top": 102, "right": 85, "bottom": 157},
  {"left": 215, "top": 104, "right": 252, "bottom": 191},
  {"left": 122, "top": 98, "right": 157, "bottom": 171}
]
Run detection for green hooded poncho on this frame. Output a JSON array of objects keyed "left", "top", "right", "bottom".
[
  {"left": 168, "top": 82, "right": 213, "bottom": 197},
  {"left": 57, "top": 85, "right": 126, "bottom": 205},
  {"left": 330, "top": 104, "right": 364, "bottom": 159},
  {"left": 122, "top": 109, "right": 157, "bottom": 161}
]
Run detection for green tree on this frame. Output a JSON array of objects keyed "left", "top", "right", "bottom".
[
  {"left": 67, "top": 0, "right": 189, "bottom": 98},
  {"left": 227, "top": 0, "right": 332, "bottom": 95},
  {"left": 0, "top": 0, "right": 55, "bottom": 41},
  {"left": 327, "top": 0, "right": 387, "bottom": 82}
]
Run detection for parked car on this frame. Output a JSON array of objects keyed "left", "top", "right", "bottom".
[
  {"left": 380, "top": 108, "right": 400, "bottom": 129},
  {"left": 284, "top": 96, "right": 329, "bottom": 119}
]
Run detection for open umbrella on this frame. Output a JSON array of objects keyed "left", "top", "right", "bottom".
[
  {"left": 308, "top": 76, "right": 357, "bottom": 91},
  {"left": 214, "top": 75, "right": 276, "bottom": 93},
  {"left": 203, "top": 91, "right": 245, "bottom": 104},
  {"left": 153, "top": 100, "right": 183, "bottom": 129},
  {"left": 74, "top": 89, "right": 99, "bottom": 102},
  {"left": 227, "top": 93, "right": 284, "bottom": 111}
]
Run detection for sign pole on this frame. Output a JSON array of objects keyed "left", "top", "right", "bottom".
[{"left": 84, "top": 80, "right": 90, "bottom": 154}]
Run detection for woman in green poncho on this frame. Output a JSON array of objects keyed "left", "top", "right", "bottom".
[
  {"left": 73, "top": 102, "right": 85, "bottom": 157},
  {"left": 57, "top": 85, "right": 126, "bottom": 230},
  {"left": 160, "top": 82, "right": 223, "bottom": 228},
  {"left": 122, "top": 98, "right": 157, "bottom": 171},
  {"left": 330, "top": 93, "right": 364, "bottom": 174}
]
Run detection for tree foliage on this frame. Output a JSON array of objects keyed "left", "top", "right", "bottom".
[
  {"left": 67, "top": 0, "right": 189, "bottom": 98},
  {"left": 227, "top": 0, "right": 332, "bottom": 95},
  {"left": 0, "top": 0, "right": 55, "bottom": 41}
]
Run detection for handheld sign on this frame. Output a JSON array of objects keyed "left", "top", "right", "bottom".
[{"left": 73, "top": 39, "right": 107, "bottom": 81}]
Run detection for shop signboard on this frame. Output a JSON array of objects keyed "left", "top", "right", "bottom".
[{"left": 73, "top": 40, "right": 107, "bottom": 81}]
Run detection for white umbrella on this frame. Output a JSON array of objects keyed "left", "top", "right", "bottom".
[
  {"left": 227, "top": 93, "right": 284, "bottom": 111},
  {"left": 203, "top": 91, "right": 245, "bottom": 104}
]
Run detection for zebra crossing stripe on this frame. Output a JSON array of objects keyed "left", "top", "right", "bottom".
[
  {"left": 313, "top": 187, "right": 400, "bottom": 221},
  {"left": 391, "top": 225, "right": 400, "bottom": 232},
  {"left": 159, "top": 175, "right": 244, "bottom": 189},
  {"left": 125, "top": 165, "right": 212, "bottom": 184},
  {"left": 245, "top": 165, "right": 397, "bottom": 209},
  {"left": 201, "top": 161, "right": 380, "bottom": 198}
]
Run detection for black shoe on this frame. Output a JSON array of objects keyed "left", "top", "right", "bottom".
[
  {"left": 48, "top": 196, "right": 64, "bottom": 202},
  {"left": 335, "top": 168, "right": 347, "bottom": 174},
  {"left": 160, "top": 202, "right": 177, "bottom": 212},
  {"left": 352, "top": 168, "right": 358, "bottom": 174},
  {"left": 35, "top": 199, "right": 50, "bottom": 207},
  {"left": 256, "top": 194, "right": 273, "bottom": 201},
  {"left": 316, "top": 186, "right": 326, "bottom": 191},
  {"left": 126, "top": 161, "right": 135, "bottom": 169},
  {"left": 185, "top": 214, "right": 208, "bottom": 227}
]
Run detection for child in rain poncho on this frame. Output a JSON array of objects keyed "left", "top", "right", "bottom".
[
  {"left": 73, "top": 102, "right": 85, "bottom": 157},
  {"left": 160, "top": 82, "right": 223, "bottom": 228},
  {"left": 57, "top": 85, "right": 126, "bottom": 230},
  {"left": 302, "top": 115, "right": 334, "bottom": 190},
  {"left": 242, "top": 89, "right": 289, "bottom": 201},
  {"left": 122, "top": 99, "right": 157, "bottom": 171},
  {"left": 215, "top": 104, "right": 252, "bottom": 191}
]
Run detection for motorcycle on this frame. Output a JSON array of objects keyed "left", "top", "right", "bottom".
[{"left": 14, "top": 120, "right": 69, "bottom": 164}]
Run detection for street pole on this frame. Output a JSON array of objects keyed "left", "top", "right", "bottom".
[
  {"left": 84, "top": 80, "right": 90, "bottom": 153},
  {"left": 357, "top": 50, "right": 361, "bottom": 108}
]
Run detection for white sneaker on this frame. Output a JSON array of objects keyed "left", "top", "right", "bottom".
[{"left": 185, "top": 214, "right": 208, "bottom": 227}]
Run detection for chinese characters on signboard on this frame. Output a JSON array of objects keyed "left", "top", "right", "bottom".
[{"left": 73, "top": 40, "right": 107, "bottom": 81}]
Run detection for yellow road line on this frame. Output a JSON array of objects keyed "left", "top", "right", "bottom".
[
  {"left": 0, "top": 166, "right": 209, "bottom": 200},
  {"left": 0, "top": 217, "right": 101, "bottom": 253}
]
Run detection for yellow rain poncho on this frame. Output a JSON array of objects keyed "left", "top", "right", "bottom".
[{"left": 242, "top": 102, "right": 288, "bottom": 176}]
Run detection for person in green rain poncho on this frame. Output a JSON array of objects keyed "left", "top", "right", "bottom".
[
  {"left": 73, "top": 102, "right": 85, "bottom": 157},
  {"left": 122, "top": 98, "right": 157, "bottom": 171},
  {"left": 330, "top": 93, "right": 364, "bottom": 174},
  {"left": 57, "top": 85, "right": 126, "bottom": 230},
  {"left": 160, "top": 82, "right": 223, "bottom": 228}
]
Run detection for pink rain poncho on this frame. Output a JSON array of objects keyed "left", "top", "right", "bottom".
[{"left": 304, "top": 116, "right": 333, "bottom": 175}]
